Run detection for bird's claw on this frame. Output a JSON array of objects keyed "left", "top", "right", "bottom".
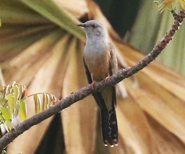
[
  {"left": 91, "top": 81, "right": 96, "bottom": 89},
  {"left": 105, "top": 74, "right": 111, "bottom": 81}
]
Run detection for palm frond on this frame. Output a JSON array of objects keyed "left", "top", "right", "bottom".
[{"left": 0, "top": 0, "right": 185, "bottom": 154}]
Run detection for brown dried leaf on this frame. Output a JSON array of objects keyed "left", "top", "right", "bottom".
[
  {"left": 3, "top": 28, "right": 65, "bottom": 85},
  {"left": 6, "top": 33, "right": 72, "bottom": 154},
  {"left": 62, "top": 38, "right": 97, "bottom": 154}
]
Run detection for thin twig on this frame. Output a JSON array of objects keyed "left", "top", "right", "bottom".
[{"left": 0, "top": 9, "right": 185, "bottom": 152}]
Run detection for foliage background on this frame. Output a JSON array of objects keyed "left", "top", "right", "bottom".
[{"left": 1, "top": 0, "right": 185, "bottom": 154}]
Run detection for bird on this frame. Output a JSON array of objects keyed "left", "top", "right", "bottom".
[{"left": 78, "top": 20, "right": 118, "bottom": 147}]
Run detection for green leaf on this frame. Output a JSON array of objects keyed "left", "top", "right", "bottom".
[
  {"left": 0, "top": 0, "right": 49, "bottom": 24},
  {"left": 0, "top": 113, "right": 5, "bottom": 123},
  {"left": 13, "top": 86, "right": 19, "bottom": 102},
  {"left": 21, "top": 0, "right": 85, "bottom": 41},
  {"left": 7, "top": 94, "right": 14, "bottom": 114},
  {"left": 13, "top": 86, "right": 19, "bottom": 108},
  {"left": 20, "top": 101, "right": 27, "bottom": 121},
  {"left": 13, "top": 85, "right": 21, "bottom": 117},
  {"left": 0, "top": 107, "right": 12, "bottom": 129},
  {"left": 1, "top": 150, "right": 7, "bottom": 154}
]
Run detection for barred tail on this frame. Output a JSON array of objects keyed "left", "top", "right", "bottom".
[{"left": 101, "top": 108, "right": 118, "bottom": 147}]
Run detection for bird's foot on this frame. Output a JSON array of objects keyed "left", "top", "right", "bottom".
[
  {"left": 91, "top": 81, "right": 96, "bottom": 89},
  {"left": 105, "top": 74, "right": 111, "bottom": 81}
]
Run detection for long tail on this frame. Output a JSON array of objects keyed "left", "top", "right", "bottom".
[
  {"left": 101, "top": 108, "right": 118, "bottom": 147},
  {"left": 92, "top": 88, "right": 118, "bottom": 146}
]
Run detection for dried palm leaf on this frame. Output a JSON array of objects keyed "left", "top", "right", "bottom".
[{"left": 0, "top": 0, "right": 185, "bottom": 154}]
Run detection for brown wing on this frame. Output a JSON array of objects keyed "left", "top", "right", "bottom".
[
  {"left": 83, "top": 57, "right": 108, "bottom": 111},
  {"left": 108, "top": 42, "right": 118, "bottom": 75},
  {"left": 108, "top": 42, "right": 118, "bottom": 107},
  {"left": 83, "top": 57, "right": 92, "bottom": 84}
]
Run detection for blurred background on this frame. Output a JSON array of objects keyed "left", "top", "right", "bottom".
[{"left": 1, "top": 0, "right": 185, "bottom": 154}]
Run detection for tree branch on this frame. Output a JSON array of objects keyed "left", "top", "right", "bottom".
[{"left": 0, "top": 10, "right": 185, "bottom": 152}]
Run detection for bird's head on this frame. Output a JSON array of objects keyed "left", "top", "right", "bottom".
[{"left": 78, "top": 20, "right": 108, "bottom": 40}]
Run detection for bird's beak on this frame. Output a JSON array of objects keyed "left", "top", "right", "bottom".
[{"left": 77, "top": 23, "right": 86, "bottom": 27}]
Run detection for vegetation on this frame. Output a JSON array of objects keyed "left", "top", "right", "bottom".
[{"left": 1, "top": 0, "right": 185, "bottom": 153}]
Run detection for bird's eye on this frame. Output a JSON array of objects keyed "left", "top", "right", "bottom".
[{"left": 91, "top": 24, "right": 96, "bottom": 28}]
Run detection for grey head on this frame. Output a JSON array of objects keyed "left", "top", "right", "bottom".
[{"left": 78, "top": 20, "right": 108, "bottom": 40}]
